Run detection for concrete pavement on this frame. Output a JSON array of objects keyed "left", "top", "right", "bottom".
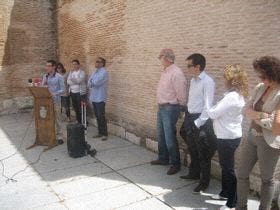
[{"left": 0, "top": 112, "right": 260, "bottom": 210}]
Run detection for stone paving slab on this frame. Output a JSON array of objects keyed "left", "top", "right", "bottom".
[
  {"left": 50, "top": 171, "right": 129, "bottom": 200},
  {"left": 33, "top": 202, "right": 68, "bottom": 210},
  {"left": 156, "top": 181, "right": 260, "bottom": 210},
  {"left": 118, "top": 163, "right": 195, "bottom": 196},
  {"left": 95, "top": 144, "right": 157, "bottom": 171},
  {"left": 117, "top": 197, "right": 172, "bottom": 210},
  {"left": 64, "top": 183, "right": 152, "bottom": 210},
  {"left": 0, "top": 113, "right": 260, "bottom": 210}
]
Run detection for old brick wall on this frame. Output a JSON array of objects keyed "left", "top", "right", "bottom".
[
  {"left": 57, "top": 0, "right": 280, "bottom": 192},
  {"left": 0, "top": 0, "right": 57, "bottom": 112}
]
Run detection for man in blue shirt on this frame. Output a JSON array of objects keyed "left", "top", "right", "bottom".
[
  {"left": 42, "top": 60, "right": 65, "bottom": 144},
  {"left": 88, "top": 57, "right": 109, "bottom": 141}
]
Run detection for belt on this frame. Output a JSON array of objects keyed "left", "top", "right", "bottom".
[{"left": 158, "top": 103, "right": 179, "bottom": 108}]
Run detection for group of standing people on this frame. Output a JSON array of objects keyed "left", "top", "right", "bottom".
[
  {"left": 151, "top": 49, "right": 280, "bottom": 210},
  {"left": 41, "top": 49, "right": 280, "bottom": 210},
  {"left": 42, "top": 57, "right": 109, "bottom": 145}
]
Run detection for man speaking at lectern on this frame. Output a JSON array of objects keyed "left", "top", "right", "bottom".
[{"left": 42, "top": 60, "right": 65, "bottom": 145}]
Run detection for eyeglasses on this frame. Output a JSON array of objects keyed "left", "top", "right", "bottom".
[{"left": 187, "top": 64, "right": 194, "bottom": 69}]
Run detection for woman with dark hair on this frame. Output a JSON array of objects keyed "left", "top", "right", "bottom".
[
  {"left": 207, "top": 65, "right": 248, "bottom": 210},
  {"left": 57, "top": 62, "right": 71, "bottom": 122},
  {"left": 236, "top": 56, "right": 280, "bottom": 210}
]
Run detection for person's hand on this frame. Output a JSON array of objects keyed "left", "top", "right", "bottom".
[
  {"left": 51, "top": 92, "right": 57, "bottom": 96},
  {"left": 192, "top": 120, "right": 200, "bottom": 133},
  {"left": 178, "top": 112, "right": 185, "bottom": 120},
  {"left": 245, "top": 108, "right": 260, "bottom": 120}
]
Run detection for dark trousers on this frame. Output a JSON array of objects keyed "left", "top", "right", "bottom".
[
  {"left": 61, "top": 96, "right": 70, "bottom": 118},
  {"left": 70, "top": 92, "right": 81, "bottom": 123},
  {"left": 92, "top": 102, "right": 108, "bottom": 136},
  {"left": 181, "top": 112, "right": 217, "bottom": 186},
  {"left": 157, "top": 104, "right": 181, "bottom": 167},
  {"left": 217, "top": 138, "right": 241, "bottom": 208}
]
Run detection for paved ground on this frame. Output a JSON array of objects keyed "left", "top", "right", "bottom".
[{"left": 0, "top": 112, "right": 260, "bottom": 210}]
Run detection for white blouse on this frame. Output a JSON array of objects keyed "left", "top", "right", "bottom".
[{"left": 208, "top": 91, "right": 245, "bottom": 139}]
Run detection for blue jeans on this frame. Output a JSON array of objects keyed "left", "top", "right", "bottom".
[
  {"left": 217, "top": 138, "right": 241, "bottom": 208},
  {"left": 157, "top": 104, "right": 180, "bottom": 168}
]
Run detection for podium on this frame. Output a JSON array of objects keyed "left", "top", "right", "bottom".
[{"left": 27, "top": 87, "right": 56, "bottom": 151}]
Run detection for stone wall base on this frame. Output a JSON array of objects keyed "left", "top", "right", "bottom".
[{"left": 0, "top": 96, "right": 33, "bottom": 115}]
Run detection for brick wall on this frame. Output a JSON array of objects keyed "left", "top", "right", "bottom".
[
  {"left": 57, "top": 0, "right": 280, "bottom": 137},
  {"left": 0, "top": 0, "right": 57, "bottom": 112},
  {"left": 57, "top": 0, "right": 280, "bottom": 192}
]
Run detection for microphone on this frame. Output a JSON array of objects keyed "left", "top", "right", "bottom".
[{"left": 28, "top": 79, "right": 33, "bottom": 86}]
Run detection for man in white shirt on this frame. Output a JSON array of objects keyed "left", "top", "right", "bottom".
[
  {"left": 180, "top": 53, "right": 217, "bottom": 193},
  {"left": 67, "top": 59, "right": 87, "bottom": 123}
]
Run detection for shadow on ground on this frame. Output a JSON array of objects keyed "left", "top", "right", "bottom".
[{"left": 0, "top": 112, "right": 260, "bottom": 210}]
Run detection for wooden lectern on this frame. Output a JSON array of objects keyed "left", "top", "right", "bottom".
[{"left": 27, "top": 87, "right": 57, "bottom": 151}]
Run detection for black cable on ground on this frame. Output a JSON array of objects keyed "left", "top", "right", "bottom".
[{"left": 0, "top": 111, "right": 44, "bottom": 184}]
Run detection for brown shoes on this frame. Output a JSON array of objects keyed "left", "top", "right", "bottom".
[
  {"left": 150, "top": 160, "right": 180, "bottom": 175},
  {"left": 166, "top": 166, "right": 181, "bottom": 175},
  {"left": 101, "top": 136, "right": 108, "bottom": 141},
  {"left": 150, "top": 159, "right": 169, "bottom": 165}
]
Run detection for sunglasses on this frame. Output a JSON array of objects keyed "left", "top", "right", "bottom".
[{"left": 96, "top": 60, "right": 102, "bottom": 63}]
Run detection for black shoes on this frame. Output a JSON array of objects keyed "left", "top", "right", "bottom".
[
  {"left": 57, "top": 139, "right": 64, "bottom": 145},
  {"left": 167, "top": 166, "right": 181, "bottom": 175},
  {"left": 180, "top": 174, "right": 200, "bottom": 180},
  {"left": 150, "top": 159, "right": 169, "bottom": 165},
  {"left": 193, "top": 183, "right": 208, "bottom": 194}
]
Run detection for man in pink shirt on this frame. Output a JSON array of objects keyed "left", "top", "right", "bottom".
[{"left": 151, "top": 49, "right": 187, "bottom": 175}]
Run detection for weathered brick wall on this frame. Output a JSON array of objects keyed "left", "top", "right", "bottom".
[
  {"left": 0, "top": 0, "right": 57, "bottom": 113},
  {"left": 57, "top": 0, "right": 280, "bottom": 192},
  {"left": 57, "top": 0, "right": 280, "bottom": 136}
]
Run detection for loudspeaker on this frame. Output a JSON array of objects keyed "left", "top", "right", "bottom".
[{"left": 67, "top": 123, "right": 86, "bottom": 158}]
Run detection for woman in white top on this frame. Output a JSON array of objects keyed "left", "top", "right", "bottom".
[{"left": 207, "top": 65, "right": 248, "bottom": 210}]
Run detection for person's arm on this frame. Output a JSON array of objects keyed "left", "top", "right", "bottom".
[
  {"left": 272, "top": 104, "right": 280, "bottom": 135},
  {"left": 91, "top": 70, "right": 108, "bottom": 87},
  {"left": 208, "top": 94, "right": 234, "bottom": 119},
  {"left": 67, "top": 71, "right": 74, "bottom": 86},
  {"left": 172, "top": 70, "right": 187, "bottom": 106},
  {"left": 194, "top": 79, "right": 215, "bottom": 128},
  {"left": 87, "top": 72, "right": 94, "bottom": 88},
  {"left": 71, "top": 70, "right": 86, "bottom": 84},
  {"left": 52, "top": 76, "right": 65, "bottom": 96}
]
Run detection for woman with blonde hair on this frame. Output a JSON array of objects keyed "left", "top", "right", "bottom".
[{"left": 207, "top": 65, "right": 249, "bottom": 210}]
